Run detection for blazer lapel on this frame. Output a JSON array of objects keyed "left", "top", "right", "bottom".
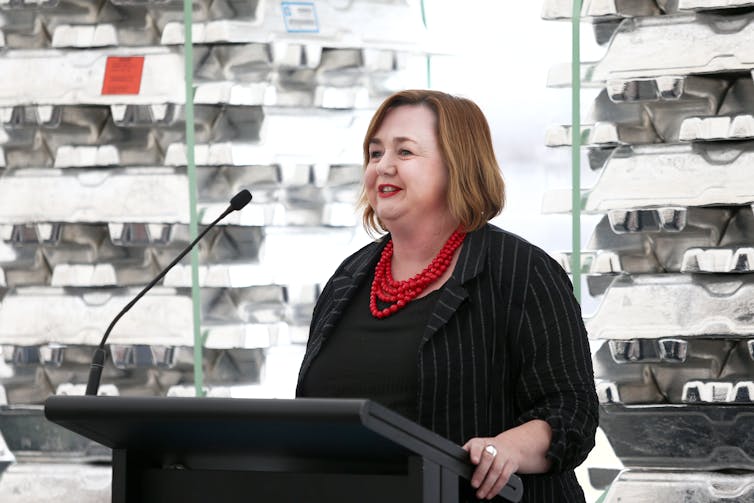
[
  {"left": 423, "top": 225, "right": 489, "bottom": 341},
  {"left": 297, "top": 237, "right": 385, "bottom": 385},
  {"left": 316, "top": 237, "right": 386, "bottom": 339}
]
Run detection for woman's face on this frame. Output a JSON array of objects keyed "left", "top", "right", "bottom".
[{"left": 364, "top": 104, "right": 450, "bottom": 231}]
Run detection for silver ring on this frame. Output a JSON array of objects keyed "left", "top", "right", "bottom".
[{"left": 484, "top": 444, "right": 498, "bottom": 457}]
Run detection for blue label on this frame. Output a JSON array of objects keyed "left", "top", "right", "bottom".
[{"left": 281, "top": 2, "right": 319, "bottom": 33}]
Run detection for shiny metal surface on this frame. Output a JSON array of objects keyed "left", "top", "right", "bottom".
[
  {"left": 163, "top": 107, "right": 368, "bottom": 166},
  {"left": 0, "top": 47, "right": 185, "bottom": 106},
  {"left": 2, "top": 344, "right": 66, "bottom": 366},
  {"left": 0, "top": 285, "right": 317, "bottom": 347},
  {"left": 0, "top": 344, "right": 264, "bottom": 403},
  {"left": 0, "top": 238, "right": 49, "bottom": 286},
  {"left": 606, "top": 75, "right": 689, "bottom": 103},
  {"left": 0, "top": 429, "right": 14, "bottom": 478},
  {"left": 0, "top": 168, "right": 192, "bottom": 223},
  {"left": 0, "top": 462, "right": 110, "bottom": 503},
  {"left": 545, "top": 121, "right": 655, "bottom": 147},
  {"left": 605, "top": 207, "right": 689, "bottom": 233},
  {"left": 0, "top": 3, "right": 429, "bottom": 500},
  {"left": 547, "top": 78, "right": 732, "bottom": 147},
  {"left": 1, "top": 222, "right": 355, "bottom": 287},
  {"left": 0, "top": 168, "right": 361, "bottom": 226},
  {"left": 585, "top": 207, "right": 747, "bottom": 265},
  {"left": 545, "top": 0, "right": 754, "bottom": 493},
  {"left": 605, "top": 74, "right": 730, "bottom": 111},
  {"left": 0, "top": 105, "right": 367, "bottom": 167},
  {"left": 683, "top": 380, "right": 754, "bottom": 403},
  {"left": 0, "top": 405, "right": 109, "bottom": 461},
  {"left": 548, "top": 12, "right": 754, "bottom": 87},
  {"left": 0, "top": 47, "right": 420, "bottom": 107},
  {"left": 109, "top": 344, "right": 177, "bottom": 369},
  {"left": 543, "top": 0, "right": 754, "bottom": 20},
  {"left": 587, "top": 274, "right": 754, "bottom": 340},
  {"left": 162, "top": 227, "right": 357, "bottom": 285},
  {"left": 544, "top": 142, "right": 754, "bottom": 213},
  {"left": 608, "top": 338, "right": 690, "bottom": 363},
  {"left": 678, "top": 0, "right": 754, "bottom": 10},
  {"left": 0, "top": 286, "right": 194, "bottom": 346},
  {"left": 165, "top": 384, "right": 233, "bottom": 397},
  {"left": 682, "top": 247, "right": 754, "bottom": 273},
  {"left": 593, "top": 338, "right": 754, "bottom": 404},
  {"left": 679, "top": 76, "right": 754, "bottom": 141},
  {"left": 0, "top": 0, "right": 430, "bottom": 52},
  {"left": 603, "top": 469, "right": 754, "bottom": 503},
  {"left": 592, "top": 13, "right": 754, "bottom": 81},
  {"left": 680, "top": 114, "right": 754, "bottom": 141},
  {"left": 600, "top": 403, "right": 754, "bottom": 469},
  {"left": 596, "top": 76, "right": 729, "bottom": 137},
  {"left": 159, "top": 0, "right": 431, "bottom": 49},
  {"left": 558, "top": 205, "right": 754, "bottom": 278},
  {"left": 0, "top": 223, "right": 250, "bottom": 287},
  {"left": 541, "top": 0, "right": 660, "bottom": 20}
]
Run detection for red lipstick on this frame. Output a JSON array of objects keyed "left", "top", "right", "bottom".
[{"left": 377, "top": 184, "right": 402, "bottom": 198}]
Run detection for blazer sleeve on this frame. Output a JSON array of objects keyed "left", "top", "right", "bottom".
[
  {"left": 512, "top": 251, "right": 599, "bottom": 472},
  {"left": 295, "top": 265, "right": 341, "bottom": 395}
]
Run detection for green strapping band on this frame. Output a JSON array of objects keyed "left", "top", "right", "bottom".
[
  {"left": 183, "top": 0, "right": 205, "bottom": 397},
  {"left": 420, "top": 0, "right": 431, "bottom": 87},
  {"left": 571, "top": 0, "right": 582, "bottom": 302}
]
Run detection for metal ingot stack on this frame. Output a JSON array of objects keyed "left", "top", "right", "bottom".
[
  {"left": 543, "top": 1, "right": 754, "bottom": 500},
  {"left": 0, "top": 0, "right": 432, "bottom": 499}
]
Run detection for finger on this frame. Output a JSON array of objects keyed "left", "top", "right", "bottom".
[
  {"left": 467, "top": 441, "right": 486, "bottom": 464},
  {"left": 476, "top": 457, "right": 504, "bottom": 499},
  {"left": 470, "top": 444, "right": 496, "bottom": 489},
  {"left": 487, "top": 463, "right": 513, "bottom": 500}
]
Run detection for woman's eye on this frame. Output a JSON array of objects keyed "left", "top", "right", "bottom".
[
  {"left": 369, "top": 150, "right": 382, "bottom": 159},
  {"left": 399, "top": 149, "right": 412, "bottom": 156}
]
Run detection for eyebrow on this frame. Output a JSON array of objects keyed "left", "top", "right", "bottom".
[{"left": 368, "top": 136, "right": 417, "bottom": 146}]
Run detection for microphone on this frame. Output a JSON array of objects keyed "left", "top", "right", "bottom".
[{"left": 84, "top": 189, "right": 252, "bottom": 396}]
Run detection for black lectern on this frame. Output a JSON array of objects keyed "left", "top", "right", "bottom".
[{"left": 44, "top": 396, "right": 523, "bottom": 503}]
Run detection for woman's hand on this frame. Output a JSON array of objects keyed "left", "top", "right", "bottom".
[
  {"left": 463, "top": 434, "right": 521, "bottom": 500},
  {"left": 463, "top": 419, "right": 553, "bottom": 500}
]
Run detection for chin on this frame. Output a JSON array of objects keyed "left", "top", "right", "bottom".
[{"left": 373, "top": 210, "right": 395, "bottom": 224}]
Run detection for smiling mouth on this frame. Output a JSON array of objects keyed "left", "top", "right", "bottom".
[{"left": 378, "top": 185, "right": 401, "bottom": 194}]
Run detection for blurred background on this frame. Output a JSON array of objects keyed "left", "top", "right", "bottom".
[{"left": 3, "top": 0, "right": 754, "bottom": 501}]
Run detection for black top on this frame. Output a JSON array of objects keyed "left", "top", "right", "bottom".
[
  {"left": 299, "top": 272, "right": 441, "bottom": 420},
  {"left": 297, "top": 224, "right": 598, "bottom": 503}
]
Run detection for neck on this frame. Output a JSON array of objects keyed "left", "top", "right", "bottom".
[{"left": 388, "top": 219, "right": 462, "bottom": 281}]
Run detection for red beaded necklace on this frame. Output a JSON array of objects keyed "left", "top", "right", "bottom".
[{"left": 370, "top": 229, "right": 466, "bottom": 319}]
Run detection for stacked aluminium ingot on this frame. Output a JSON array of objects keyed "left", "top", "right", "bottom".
[
  {"left": 0, "top": 0, "right": 432, "bottom": 499},
  {"left": 543, "top": 1, "right": 754, "bottom": 500}
]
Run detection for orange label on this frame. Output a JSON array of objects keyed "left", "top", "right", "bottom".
[{"left": 101, "top": 56, "right": 145, "bottom": 95}]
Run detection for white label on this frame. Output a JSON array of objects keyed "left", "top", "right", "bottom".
[{"left": 281, "top": 2, "right": 319, "bottom": 33}]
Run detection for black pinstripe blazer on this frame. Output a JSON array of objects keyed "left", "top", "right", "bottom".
[{"left": 297, "top": 223, "right": 599, "bottom": 502}]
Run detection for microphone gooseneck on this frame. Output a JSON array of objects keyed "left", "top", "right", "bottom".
[{"left": 84, "top": 190, "right": 252, "bottom": 396}]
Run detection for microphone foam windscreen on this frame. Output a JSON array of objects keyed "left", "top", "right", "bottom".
[{"left": 230, "top": 189, "right": 253, "bottom": 210}]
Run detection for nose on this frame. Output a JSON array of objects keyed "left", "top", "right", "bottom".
[{"left": 375, "top": 152, "right": 396, "bottom": 176}]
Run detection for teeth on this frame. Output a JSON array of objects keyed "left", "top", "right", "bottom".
[{"left": 380, "top": 186, "right": 397, "bottom": 193}]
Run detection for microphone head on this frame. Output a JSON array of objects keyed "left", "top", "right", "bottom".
[{"left": 230, "top": 189, "right": 252, "bottom": 211}]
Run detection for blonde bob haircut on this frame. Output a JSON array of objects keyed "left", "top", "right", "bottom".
[{"left": 359, "top": 89, "right": 505, "bottom": 235}]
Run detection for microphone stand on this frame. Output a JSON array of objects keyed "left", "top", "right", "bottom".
[{"left": 85, "top": 190, "right": 252, "bottom": 396}]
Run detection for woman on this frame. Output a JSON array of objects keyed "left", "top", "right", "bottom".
[{"left": 297, "top": 90, "right": 598, "bottom": 501}]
